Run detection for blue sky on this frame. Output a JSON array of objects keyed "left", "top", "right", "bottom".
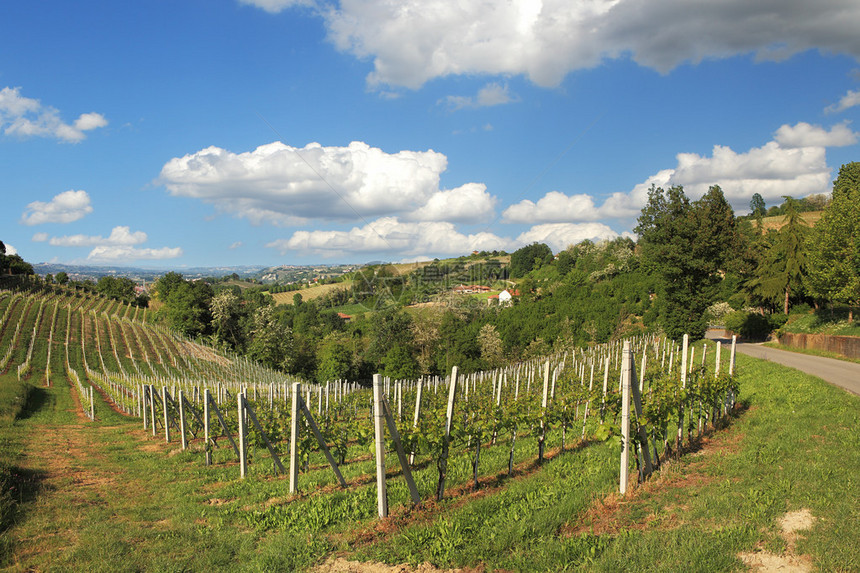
[{"left": 2, "top": 0, "right": 860, "bottom": 268}]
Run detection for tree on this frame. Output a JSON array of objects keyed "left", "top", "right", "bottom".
[
  {"left": 832, "top": 162, "right": 860, "bottom": 201},
  {"left": 163, "top": 280, "right": 213, "bottom": 338},
  {"left": 365, "top": 308, "right": 415, "bottom": 367},
  {"left": 153, "top": 271, "right": 185, "bottom": 302},
  {"left": 747, "top": 197, "right": 809, "bottom": 314},
  {"left": 749, "top": 193, "right": 766, "bottom": 219},
  {"left": 55, "top": 271, "right": 69, "bottom": 285},
  {"left": 380, "top": 345, "right": 419, "bottom": 380},
  {"left": 556, "top": 249, "right": 575, "bottom": 276},
  {"left": 477, "top": 323, "right": 505, "bottom": 368},
  {"left": 248, "top": 305, "right": 292, "bottom": 370},
  {"left": 636, "top": 185, "right": 738, "bottom": 339},
  {"left": 316, "top": 333, "right": 353, "bottom": 383},
  {"left": 210, "top": 290, "right": 243, "bottom": 349},
  {"left": 97, "top": 276, "right": 137, "bottom": 302},
  {"left": 807, "top": 176, "right": 860, "bottom": 320},
  {"left": 510, "top": 242, "right": 552, "bottom": 278}
]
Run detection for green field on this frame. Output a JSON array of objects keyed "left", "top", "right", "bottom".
[{"left": 1, "top": 346, "right": 858, "bottom": 571}]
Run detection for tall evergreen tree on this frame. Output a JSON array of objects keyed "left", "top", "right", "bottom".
[
  {"left": 807, "top": 174, "right": 860, "bottom": 321},
  {"left": 747, "top": 197, "right": 809, "bottom": 313}
]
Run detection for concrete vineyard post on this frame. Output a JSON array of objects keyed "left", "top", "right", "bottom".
[
  {"left": 372, "top": 374, "right": 388, "bottom": 518},
  {"left": 715, "top": 341, "right": 721, "bottom": 377},
  {"left": 678, "top": 334, "right": 688, "bottom": 451},
  {"left": 162, "top": 386, "right": 170, "bottom": 443},
  {"left": 149, "top": 386, "right": 157, "bottom": 437},
  {"left": 539, "top": 360, "right": 550, "bottom": 463},
  {"left": 620, "top": 340, "right": 632, "bottom": 495},
  {"left": 238, "top": 392, "right": 247, "bottom": 479},
  {"left": 179, "top": 389, "right": 187, "bottom": 450},
  {"left": 204, "top": 388, "right": 212, "bottom": 466},
  {"left": 409, "top": 377, "right": 423, "bottom": 465},
  {"left": 290, "top": 382, "right": 300, "bottom": 493},
  {"left": 437, "top": 366, "right": 459, "bottom": 501}
]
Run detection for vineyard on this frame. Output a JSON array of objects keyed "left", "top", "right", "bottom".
[
  {"left": 1, "top": 277, "right": 858, "bottom": 572},
  {"left": 0, "top": 279, "right": 743, "bottom": 520}
]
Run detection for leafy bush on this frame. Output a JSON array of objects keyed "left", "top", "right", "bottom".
[
  {"left": 789, "top": 303, "right": 813, "bottom": 315},
  {"left": 706, "top": 302, "right": 734, "bottom": 325},
  {"left": 724, "top": 310, "right": 785, "bottom": 340}
]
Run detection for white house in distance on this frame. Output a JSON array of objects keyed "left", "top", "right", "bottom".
[{"left": 498, "top": 288, "right": 519, "bottom": 305}]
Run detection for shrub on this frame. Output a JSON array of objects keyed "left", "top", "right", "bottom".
[{"left": 724, "top": 310, "right": 775, "bottom": 340}]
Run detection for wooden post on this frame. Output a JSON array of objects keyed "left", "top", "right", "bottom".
[
  {"left": 237, "top": 392, "right": 247, "bottom": 479},
  {"left": 372, "top": 374, "right": 388, "bottom": 518},
  {"left": 620, "top": 341, "right": 632, "bottom": 495},
  {"left": 90, "top": 387, "right": 95, "bottom": 420},
  {"left": 289, "top": 382, "right": 300, "bottom": 493}
]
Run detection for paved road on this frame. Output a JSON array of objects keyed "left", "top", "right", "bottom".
[{"left": 707, "top": 331, "right": 860, "bottom": 396}]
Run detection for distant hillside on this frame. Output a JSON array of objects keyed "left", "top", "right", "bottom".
[
  {"left": 760, "top": 210, "right": 823, "bottom": 232},
  {"left": 272, "top": 280, "right": 354, "bottom": 305}
]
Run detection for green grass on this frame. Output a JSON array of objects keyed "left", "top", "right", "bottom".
[
  {"left": 354, "top": 349, "right": 860, "bottom": 571},
  {"left": 2, "top": 348, "right": 859, "bottom": 571}
]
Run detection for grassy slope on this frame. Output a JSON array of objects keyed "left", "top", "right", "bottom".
[
  {"left": 272, "top": 280, "right": 354, "bottom": 306},
  {"left": 759, "top": 210, "right": 823, "bottom": 232},
  {"left": 1, "top": 348, "right": 857, "bottom": 571},
  {"left": 781, "top": 308, "right": 860, "bottom": 337}
]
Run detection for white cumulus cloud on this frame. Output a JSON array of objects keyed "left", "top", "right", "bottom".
[
  {"left": 516, "top": 223, "right": 624, "bottom": 253},
  {"left": 267, "top": 217, "right": 511, "bottom": 258},
  {"left": 86, "top": 246, "right": 183, "bottom": 263},
  {"left": 238, "top": 0, "right": 314, "bottom": 12},
  {"left": 773, "top": 122, "right": 858, "bottom": 148},
  {"left": 48, "top": 226, "right": 148, "bottom": 247},
  {"left": 441, "top": 82, "right": 519, "bottom": 111},
  {"left": 35, "top": 223, "right": 181, "bottom": 263},
  {"left": 0, "top": 87, "right": 107, "bottom": 143},
  {"left": 21, "top": 190, "right": 93, "bottom": 225},
  {"left": 825, "top": 89, "right": 860, "bottom": 114},
  {"left": 506, "top": 121, "right": 858, "bottom": 224},
  {"left": 159, "top": 140, "right": 496, "bottom": 224},
  {"left": 409, "top": 183, "right": 496, "bottom": 223},
  {"left": 319, "top": 0, "right": 860, "bottom": 90}
]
